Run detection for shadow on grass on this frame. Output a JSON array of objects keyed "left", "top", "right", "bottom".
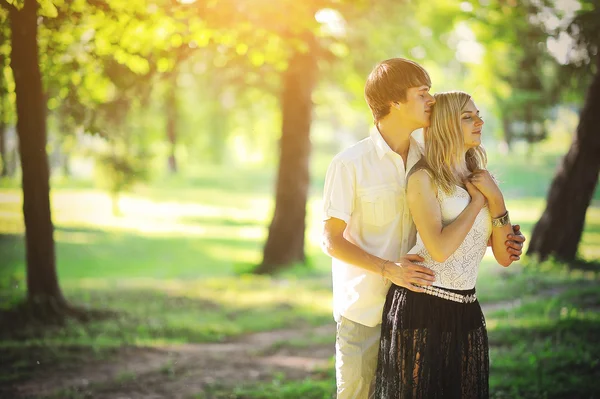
[
  {"left": 486, "top": 282, "right": 600, "bottom": 399},
  {"left": 489, "top": 318, "right": 600, "bottom": 399},
  {"left": 0, "top": 279, "right": 333, "bottom": 390},
  {"left": 48, "top": 225, "right": 262, "bottom": 279},
  {"left": 179, "top": 215, "right": 264, "bottom": 228}
]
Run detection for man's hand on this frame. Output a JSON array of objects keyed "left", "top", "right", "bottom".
[
  {"left": 506, "top": 224, "right": 526, "bottom": 261},
  {"left": 383, "top": 254, "right": 435, "bottom": 292}
]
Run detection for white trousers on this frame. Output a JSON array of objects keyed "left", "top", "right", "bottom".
[{"left": 335, "top": 316, "right": 381, "bottom": 399}]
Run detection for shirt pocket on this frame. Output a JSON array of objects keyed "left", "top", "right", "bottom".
[{"left": 358, "top": 184, "right": 398, "bottom": 227}]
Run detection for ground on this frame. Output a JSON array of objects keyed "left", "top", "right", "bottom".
[
  {"left": 8, "top": 324, "right": 334, "bottom": 399},
  {"left": 6, "top": 297, "right": 555, "bottom": 399}
]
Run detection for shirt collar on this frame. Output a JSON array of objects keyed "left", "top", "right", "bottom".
[
  {"left": 370, "top": 126, "right": 393, "bottom": 160},
  {"left": 370, "top": 126, "right": 424, "bottom": 162}
]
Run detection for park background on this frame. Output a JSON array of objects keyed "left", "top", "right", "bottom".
[{"left": 0, "top": 0, "right": 599, "bottom": 398}]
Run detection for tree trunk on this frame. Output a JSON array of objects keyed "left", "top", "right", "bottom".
[
  {"left": 10, "top": 1, "right": 64, "bottom": 304},
  {"left": 527, "top": 57, "right": 600, "bottom": 262},
  {"left": 0, "top": 121, "right": 6, "bottom": 177},
  {"left": 166, "top": 72, "right": 178, "bottom": 174},
  {"left": 256, "top": 35, "right": 318, "bottom": 274},
  {"left": 0, "top": 38, "right": 7, "bottom": 178}
]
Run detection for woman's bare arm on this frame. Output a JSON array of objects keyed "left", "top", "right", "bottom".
[
  {"left": 407, "top": 170, "right": 486, "bottom": 263},
  {"left": 468, "top": 169, "right": 514, "bottom": 267}
]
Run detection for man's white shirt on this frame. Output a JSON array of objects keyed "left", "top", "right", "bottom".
[{"left": 323, "top": 128, "right": 424, "bottom": 327}]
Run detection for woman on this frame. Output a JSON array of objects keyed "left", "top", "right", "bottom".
[{"left": 375, "top": 91, "right": 514, "bottom": 398}]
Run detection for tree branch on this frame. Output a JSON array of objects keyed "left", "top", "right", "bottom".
[{"left": 0, "top": 0, "right": 17, "bottom": 13}]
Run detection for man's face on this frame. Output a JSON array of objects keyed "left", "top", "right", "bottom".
[{"left": 396, "top": 86, "right": 436, "bottom": 129}]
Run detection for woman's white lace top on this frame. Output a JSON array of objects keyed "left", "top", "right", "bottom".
[{"left": 407, "top": 185, "right": 492, "bottom": 290}]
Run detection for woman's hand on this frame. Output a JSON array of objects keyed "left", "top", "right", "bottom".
[
  {"left": 468, "top": 169, "right": 502, "bottom": 203},
  {"left": 469, "top": 169, "right": 507, "bottom": 217},
  {"left": 464, "top": 180, "right": 485, "bottom": 208}
]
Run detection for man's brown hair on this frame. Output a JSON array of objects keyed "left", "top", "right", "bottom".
[{"left": 364, "top": 58, "right": 431, "bottom": 123}]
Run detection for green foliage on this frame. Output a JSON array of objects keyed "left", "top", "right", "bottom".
[
  {"left": 93, "top": 151, "right": 147, "bottom": 213},
  {"left": 227, "top": 372, "right": 335, "bottom": 399},
  {"left": 465, "top": 0, "right": 562, "bottom": 145}
]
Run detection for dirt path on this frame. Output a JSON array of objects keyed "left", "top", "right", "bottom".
[
  {"left": 12, "top": 288, "right": 572, "bottom": 399},
  {"left": 13, "top": 324, "right": 336, "bottom": 399}
]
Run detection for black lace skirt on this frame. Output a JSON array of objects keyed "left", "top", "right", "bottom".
[{"left": 375, "top": 284, "right": 489, "bottom": 399}]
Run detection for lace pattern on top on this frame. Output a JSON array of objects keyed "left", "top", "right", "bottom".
[{"left": 409, "top": 185, "right": 492, "bottom": 290}]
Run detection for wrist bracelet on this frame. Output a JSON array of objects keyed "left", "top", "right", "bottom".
[
  {"left": 492, "top": 211, "right": 510, "bottom": 228},
  {"left": 380, "top": 259, "right": 390, "bottom": 281}
]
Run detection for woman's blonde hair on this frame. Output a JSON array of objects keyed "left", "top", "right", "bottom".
[{"left": 422, "top": 91, "right": 487, "bottom": 194}]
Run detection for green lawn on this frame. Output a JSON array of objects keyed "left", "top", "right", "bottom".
[{"left": 0, "top": 149, "right": 599, "bottom": 398}]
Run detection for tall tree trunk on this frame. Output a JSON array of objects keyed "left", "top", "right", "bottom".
[
  {"left": 527, "top": 57, "right": 600, "bottom": 262},
  {"left": 0, "top": 121, "right": 6, "bottom": 178},
  {"left": 9, "top": 1, "right": 64, "bottom": 304},
  {"left": 0, "top": 38, "right": 7, "bottom": 178},
  {"left": 166, "top": 72, "right": 178, "bottom": 174},
  {"left": 256, "top": 35, "right": 318, "bottom": 274}
]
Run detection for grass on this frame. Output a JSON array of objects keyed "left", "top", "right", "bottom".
[
  {"left": 0, "top": 146, "right": 599, "bottom": 398},
  {"left": 486, "top": 284, "right": 600, "bottom": 398},
  {"left": 206, "top": 260, "right": 600, "bottom": 399}
]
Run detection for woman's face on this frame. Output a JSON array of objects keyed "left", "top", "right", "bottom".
[{"left": 461, "top": 99, "right": 484, "bottom": 148}]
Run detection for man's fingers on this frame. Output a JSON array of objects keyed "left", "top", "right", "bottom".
[
  {"left": 506, "top": 240, "right": 524, "bottom": 250},
  {"left": 507, "top": 247, "right": 522, "bottom": 255},
  {"left": 404, "top": 254, "right": 425, "bottom": 262},
  {"left": 412, "top": 270, "right": 436, "bottom": 281},
  {"left": 510, "top": 255, "right": 520, "bottom": 261},
  {"left": 410, "top": 265, "right": 435, "bottom": 276},
  {"left": 405, "top": 284, "right": 425, "bottom": 293},
  {"left": 507, "top": 234, "right": 526, "bottom": 243},
  {"left": 411, "top": 278, "right": 433, "bottom": 286}
]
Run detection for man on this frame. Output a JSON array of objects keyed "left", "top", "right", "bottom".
[{"left": 321, "top": 58, "right": 525, "bottom": 399}]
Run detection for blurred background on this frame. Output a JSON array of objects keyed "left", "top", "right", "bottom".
[{"left": 0, "top": 0, "right": 599, "bottom": 398}]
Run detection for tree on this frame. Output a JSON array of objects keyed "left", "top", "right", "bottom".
[
  {"left": 258, "top": 0, "right": 466, "bottom": 272},
  {"left": 256, "top": 33, "right": 318, "bottom": 272},
  {"left": 2, "top": 0, "right": 64, "bottom": 307},
  {"left": 0, "top": 0, "right": 170, "bottom": 312},
  {"left": 253, "top": 1, "right": 345, "bottom": 272},
  {"left": 170, "top": 0, "right": 330, "bottom": 272},
  {"left": 528, "top": 2, "right": 600, "bottom": 262},
  {"left": 165, "top": 70, "right": 179, "bottom": 173},
  {"left": 467, "top": 0, "right": 560, "bottom": 149},
  {"left": 0, "top": 19, "right": 14, "bottom": 178}
]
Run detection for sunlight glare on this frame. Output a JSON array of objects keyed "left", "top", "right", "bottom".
[
  {"left": 315, "top": 8, "right": 346, "bottom": 38},
  {"left": 453, "top": 23, "right": 485, "bottom": 64}
]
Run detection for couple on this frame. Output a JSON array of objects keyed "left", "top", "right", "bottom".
[{"left": 322, "top": 58, "right": 526, "bottom": 398}]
